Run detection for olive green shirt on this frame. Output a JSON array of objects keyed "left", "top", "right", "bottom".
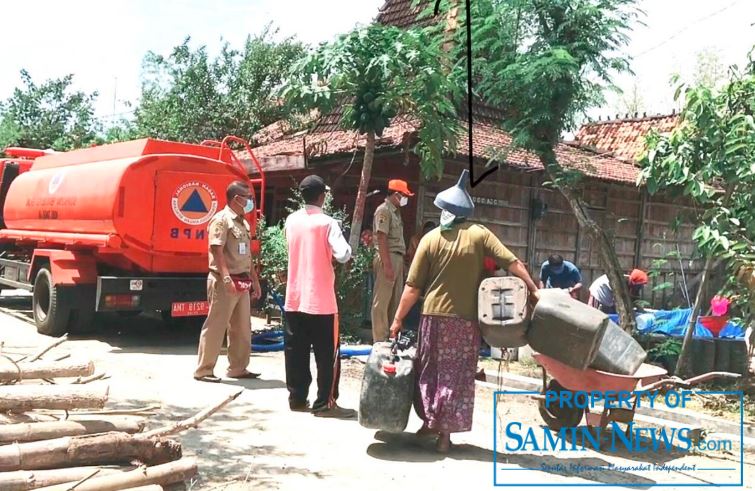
[
  {"left": 208, "top": 206, "right": 252, "bottom": 276},
  {"left": 373, "top": 199, "right": 406, "bottom": 255},
  {"left": 406, "top": 222, "right": 518, "bottom": 321}
]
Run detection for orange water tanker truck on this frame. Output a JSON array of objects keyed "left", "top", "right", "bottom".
[{"left": 0, "top": 136, "right": 264, "bottom": 336}]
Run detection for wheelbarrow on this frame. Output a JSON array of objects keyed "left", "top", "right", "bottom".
[{"left": 531, "top": 352, "right": 740, "bottom": 437}]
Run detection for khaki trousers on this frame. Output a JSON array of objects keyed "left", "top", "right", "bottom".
[
  {"left": 371, "top": 253, "right": 405, "bottom": 343},
  {"left": 194, "top": 274, "right": 252, "bottom": 378}
]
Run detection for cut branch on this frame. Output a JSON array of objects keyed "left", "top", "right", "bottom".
[
  {"left": 0, "top": 385, "right": 109, "bottom": 412},
  {"left": 34, "top": 458, "right": 197, "bottom": 491},
  {"left": 0, "top": 432, "right": 181, "bottom": 472},
  {"left": 24, "top": 336, "right": 69, "bottom": 363},
  {"left": 0, "top": 360, "right": 95, "bottom": 383},
  {"left": 0, "top": 417, "right": 146, "bottom": 444},
  {"left": 0, "top": 466, "right": 130, "bottom": 491},
  {"left": 140, "top": 389, "right": 243, "bottom": 439}
]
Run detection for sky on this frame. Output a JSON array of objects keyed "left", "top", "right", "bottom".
[{"left": 0, "top": 0, "right": 753, "bottom": 124}]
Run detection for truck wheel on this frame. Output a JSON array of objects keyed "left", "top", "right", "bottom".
[{"left": 33, "top": 268, "right": 70, "bottom": 337}]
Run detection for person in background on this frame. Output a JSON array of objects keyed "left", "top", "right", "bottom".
[
  {"left": 588, "top": 269, "right": 648, "bottom": 314},
  {"left": 390, "top": 170, "right": 539, "bottom": 453},
  {"left": 284, "top": 175, "right": 355, "bottom": 418},
  {"left": 539, "top": 254, "right": 583, "bottom": 299},
  {"left": 194, "top": 181, "right": 262, "bottom": 383},
  {"left": 371, "top": 179, "right": 414, "bottom": 343}
]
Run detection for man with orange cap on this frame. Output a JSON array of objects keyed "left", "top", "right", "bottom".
[
  {"left": 588, "top": 269, "right": 649, "bottom": 313},
  {"left": 371, "top": 179, "right": 414, "bottom": 342}
]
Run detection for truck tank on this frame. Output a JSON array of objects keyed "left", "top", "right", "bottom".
[{"left": 1, "top": 138, "right": 262, "bottom": 274}]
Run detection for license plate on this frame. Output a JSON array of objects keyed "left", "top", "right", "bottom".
[{"left": 171, "top": 301, "right": 209, "bottom": 317}]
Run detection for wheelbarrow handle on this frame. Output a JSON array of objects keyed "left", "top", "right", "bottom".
[
  {"left": 642, "top": 371, "right": 741, "bottom": 392},
  {"left": 682, "top": 371, "right": 741, "bottom": 386}
]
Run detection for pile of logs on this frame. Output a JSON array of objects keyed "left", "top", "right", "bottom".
[{"left": 0, "top": 335, "right": 242, "bottom": 490}]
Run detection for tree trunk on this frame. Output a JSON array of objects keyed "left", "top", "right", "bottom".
[
  {"left": 347, "top": 131, "right": 376, "bottom": 254},
  {"left": 0, "top": 385, "right": 109, "bottom": 412},
  {"left": 539, "top": 152, "right": 636, "bottom": 331},
  {"left": 0, "top": 432, "right": 181, "bottom": 471},
  {"left": 34, "top": 458, "right": 197, "bottom": 491},
  {"left": 0, "top": 417, "right": 145, "bottom": 444},
  {"left": 675, "top": 254, "right": 714, "bottom": 377},
  {"left": 0, "top": 359, "right": 94, "bottom": 382},
  {"left": 0, "top": 466, "right": 130, "bottom": 491}
]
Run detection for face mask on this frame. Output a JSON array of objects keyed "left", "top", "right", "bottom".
[
  {"left": 399, "top": 195, "right": 408, "bottom": 207},
  {"left": 238, "top": 197, "right": 255, "bottom": 213},
  {"left": 440, "top": 209, "right": 456, "bottom": 229}
]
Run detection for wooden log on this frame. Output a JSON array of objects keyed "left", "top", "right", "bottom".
[
  {"left": 122, "top": 486, "right": 163, "bottom": 491},
  {"left": 0, "top": 417, "right": 146, "bottom": 444},
  {"left": 0, "top": 466, "right": 129, "bottom": 491},
  {"left": 0, "top": 359, "right": 95, "bottom": 382},
  {"left": 34, "top": 458, "right": 197, "bottom": 491},
  {"left": 0, "top": 385, "right": 109, "bottom": 412},
  {"left": 0, "top": 432, "right": 181, "bottom": 471}
]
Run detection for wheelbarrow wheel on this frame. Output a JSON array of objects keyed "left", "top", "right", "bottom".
[{"left": 538, "top": 379, "right": 585, "bottom": 431}]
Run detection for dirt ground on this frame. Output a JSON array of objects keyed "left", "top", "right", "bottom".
[{"left": 0, "top": 292, "right": 753, "bottom": 490}]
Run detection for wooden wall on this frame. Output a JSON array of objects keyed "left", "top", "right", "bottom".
[
  {"left": 260, "top": 153, "right": 701, "bottom": 309},
  {"left": 419, "top": 159, "right": 702, "bottom": 308}
]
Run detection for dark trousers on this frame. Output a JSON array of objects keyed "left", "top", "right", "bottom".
[{"left": 284, "top": 311, "right": 340, "bottom": 411}]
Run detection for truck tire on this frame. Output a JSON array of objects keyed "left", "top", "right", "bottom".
[{"left": 32, "top": 268, "right": 71, "bottom": 337}]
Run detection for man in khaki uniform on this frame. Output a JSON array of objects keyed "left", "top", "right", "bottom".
[
  {"left": 371, "top": 179, "right": 413, "bottom": 343},
  {"left": 194, "top": 181, "right": 262, "bottom": 383}
]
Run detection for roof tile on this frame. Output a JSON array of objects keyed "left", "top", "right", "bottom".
[{"left": 573, "top": 114, "right": 679, "bottom": 161}]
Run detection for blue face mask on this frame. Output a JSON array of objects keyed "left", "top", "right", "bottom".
[{"left": 243, "top": 198, "right": 255, "bottom": 214}]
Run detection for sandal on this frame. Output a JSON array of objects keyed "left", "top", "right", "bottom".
[
  {"left": 194, "top": 375, "right": 221, "bottom": 383},
  {"left": 228, "top": 371, "right": 261, "bottom": 379}
]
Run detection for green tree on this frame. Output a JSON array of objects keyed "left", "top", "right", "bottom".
[
  {"left": 435, "top": 0, "right": 640, "bottom": 330},
  {"left": 641, "top": 53, "right": 755, "bottom": 376},
  {"left": 281, "top": 24, "right": 461, "bottom": 253},
  {"left": 134, "top": 27, "right": 306, "bottom": 143},
  {"left": 0, "top": 70, "right": 99, "bottom": 151}
]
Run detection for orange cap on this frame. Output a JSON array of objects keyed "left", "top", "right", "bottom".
[
  {"left": 629, "top": 269, "right": 649, "bottom": 285},
  {"left": 388, "top": 179, "right": 414, "bottom": 196}
]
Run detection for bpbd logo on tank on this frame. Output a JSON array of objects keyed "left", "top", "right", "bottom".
[{"left": 170, "top": 181, "right": 218, "bottom": 239}]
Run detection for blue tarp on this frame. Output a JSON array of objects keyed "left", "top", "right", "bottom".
[{"left": 613, "top": 308, "right": 746, "bottom": 339}]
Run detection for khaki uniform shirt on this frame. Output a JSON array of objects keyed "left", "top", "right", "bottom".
[
  {"left": 373, "top": 200, "right": 406, "bottom": 255},
  {"left": 406, "top": 222, "right": 518, "bottom": 320},
  {"left": 208, "top": 206, "right": 252, "bottom": 276}
]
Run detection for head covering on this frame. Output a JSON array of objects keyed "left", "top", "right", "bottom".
[
  {"left": 434, "top": 169, "right": 475, "bottom": 218},
  {"left": 628, "top": 269, "right": 649, "bottom": 286},
  {"left": 710, "top": 295, "right": 731, "bottom": 317},
  {"left": 298, "top": 175, "right": 329, "bottom": 194},
  {"left": 388, "top": 179, "right": 414, "bottom": 196}
]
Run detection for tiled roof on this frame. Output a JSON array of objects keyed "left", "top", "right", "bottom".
[
  {"left": 376, "top": 0, "right": 432, "bottom": 28},
  {"left": 246, "top": 119, "right": 640, "bottom": 185},
  {"left": 246, "top": 0, "right": 641, "bottom": 185},
  {"left": 573, "top": 114, "right": 680, "bottom": 162}
]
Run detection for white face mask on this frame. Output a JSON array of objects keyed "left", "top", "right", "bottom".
[
  {"left": 399, "top": 195, "right": 408, "bottom": 207},
  {"left": 440, "top": 209, "right": 456, "bottom": 227}
]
